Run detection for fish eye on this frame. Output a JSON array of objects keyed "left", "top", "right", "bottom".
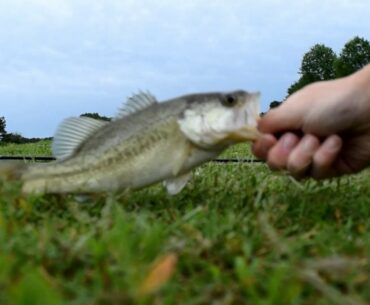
[{"left": 222, "top": 94, "right": 237, "bottom": 107}]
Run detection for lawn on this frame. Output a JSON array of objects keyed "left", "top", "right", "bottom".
[
  {"left": 0, "top": 141, "right": 369, "bottom": 305},
  {"left": 0, "top": 140, "right": 52, "bottom": 156}
]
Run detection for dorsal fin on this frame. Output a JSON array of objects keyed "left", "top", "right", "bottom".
[
  {"left": 52, "top": 117, "right": 108, "bottom": 160},
  {"left": 115, "top": 91, "right": 158, "bottom": 119}
]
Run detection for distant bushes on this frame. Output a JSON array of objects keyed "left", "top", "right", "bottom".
[
  {"left": 0, "top": 115, "right": 52, "bottom": 145},
  {"left": 80, "top": 112, "right": 112, "bottom": 121},
  {"left": 1, "top": 112, "right": 110, "bottom": 145},
  {"left": 0, "top": 132, "right": 52, "bottom": 145}
]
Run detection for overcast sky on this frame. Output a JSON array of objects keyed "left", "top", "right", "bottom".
[{"left": 1, "top": 0, "right": 370, "bottom": 137}]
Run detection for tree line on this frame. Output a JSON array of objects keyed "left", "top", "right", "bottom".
[
  {"left": 0, "top": 113, "right": 111, "bottom": 145},
  {"left": 269, "top": 36, "right": 370, "bottom": 109},
  {"left": 0, "top": 116, "right": 52, "bottom": 144}
]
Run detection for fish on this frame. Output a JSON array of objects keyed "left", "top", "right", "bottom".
[{"left": 4, "top": 90, "right": 260, "bottom": 195}]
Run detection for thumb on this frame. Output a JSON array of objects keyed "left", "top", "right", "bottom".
[{"left": 258, "top": 102, "right": 304, "bottom": 134}]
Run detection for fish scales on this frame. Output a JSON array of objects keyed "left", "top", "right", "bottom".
[
  {"left": 76, "top": 99, "right": 187, "bottom": 154},
  {"left": 24, "top": 101, "right": 185, "bottom": 177},
  {"left": 22, "top": 120, "right": 191, "bottom": 193},
  {"left": 14, "top": 90, "right": 260, "bottom": 194}
]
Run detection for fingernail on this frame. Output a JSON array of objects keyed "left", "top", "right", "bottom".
[
  {"left": 324, "top": 136, "right": 341, "bottom": 152},
  {"left": 282, "top": 134, "right": 296, "bottom": 150},
  {"left": 302, "top": 136, "right": 317, "bottom": 151}
]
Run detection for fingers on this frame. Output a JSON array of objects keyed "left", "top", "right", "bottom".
[
  {"left": 286, "top": 134, "right": 342, "bottom": 179},
  {"left": 287, "top": 134, "right": 320, "bottom": 178},
  {"left": 252, "top": 134, "right": 277, "bottom": 160},
  {"left": 253, "top": 133, "right": 343, "bottom": 179},
  {"left": 311, "top": 135, "right": 342, "bottom": 178},
  {"left": 266, "top": 133, "right": 300, "bottom": 170}
]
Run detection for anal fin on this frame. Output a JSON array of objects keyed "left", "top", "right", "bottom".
[{"left": 163, "top": 172, "right": 192, "bottom": 195}]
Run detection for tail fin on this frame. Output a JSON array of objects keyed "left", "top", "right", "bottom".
[{"left": 0, "top": 161, "right": 28, "bottom": 181}]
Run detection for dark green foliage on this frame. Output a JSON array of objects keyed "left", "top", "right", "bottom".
[
  {"left": 0, "top": 116, "right": 6, "bottom": 136},
  {"left": 287, "top": 37, "right": 370, "bottom": 96},
  {"left": 287, "top": 74, "right": 314, "bottom": 95},
  {"left": 1, "top": 133, "right": 51, "bottom": 145},
  {"left": 80, "top": 112, "right": 112, "bottom": 121},
  {"left": 300, "top": 44, "right": 337, "bottom": 81},
  {"left": 1, "top": 132, "right": 24, "bottom": 144},
  {"left": 288, "top": 44, "right": 337, "bottom": 95},
  {"left": 334, "top": 36, "right": 370, "bottom": 77},
  {"left": 269, "top": 101, "right": 282, "bottom": 109}
]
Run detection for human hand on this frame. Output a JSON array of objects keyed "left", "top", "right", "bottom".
[{"left": 253, "top": 67, "right": 370, "bottom": 179}]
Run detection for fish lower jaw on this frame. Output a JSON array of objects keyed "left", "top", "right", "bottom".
[
  {"left": 227, "top": 126, "right": 261, "bottom": 142},
  {"left": 205, "top": 126, "right": 260, "bottom": 147}
]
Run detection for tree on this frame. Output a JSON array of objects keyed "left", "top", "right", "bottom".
[
  {"left": 80, "top": 113, "right": 111, "bottom": 121},
  {"left": 287, "top": 74, "right": 313, "bottom": 96},
  {"left": 288, "top": 44, "right": 337, "bottom": 95},
  {"left": 0, "top": 116, "right": 6, "bottom": 134},
  {"left": 0, "top": 116, "right": 6, "bottom": 141},
  {"left": 2, "top": 132, "right": 25, "bottom": 144},
  {"left": 300, "top": 44, "right": 337, "bottom": 81},
  {"left": 334, "top": 36, "right": 370, "bottom": 77},
  {"left": 269, "top": 100, "right": 282, "bottom": 109}
]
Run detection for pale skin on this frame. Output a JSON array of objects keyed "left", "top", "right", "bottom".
[{"left": 253, "top": 64, "right": 370, "bottom": 179}]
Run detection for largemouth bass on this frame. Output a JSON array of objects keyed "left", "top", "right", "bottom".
[{"left": 9, "top": 90, "right": 260, "bottom": 194}]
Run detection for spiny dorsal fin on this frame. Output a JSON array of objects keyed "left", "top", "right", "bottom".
[
  {"left": 115, "top": 90, "right": 158, "bottom": 119},
  {"left": 52, "top": 117, "right": 108, "bottom": 160}
]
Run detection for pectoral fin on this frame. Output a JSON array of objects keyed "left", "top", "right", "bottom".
[{"left": 163, "top": 172, "right": 192, "bottom": 195}]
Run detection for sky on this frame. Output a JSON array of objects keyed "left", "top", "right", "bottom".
[{"left": 1, "top": 0, "right": 370, "bottom": 138}]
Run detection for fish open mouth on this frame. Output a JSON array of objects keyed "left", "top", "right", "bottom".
[{"left": 227, "top": 92, "right": 261, "bottom": 142}]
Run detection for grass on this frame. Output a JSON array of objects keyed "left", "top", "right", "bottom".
[
  {"left": 0, "top": 141, "right": 370, "bottom": 305},
  {"left": 0, "top": 140, "right": 51, "bottom": 156}
]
